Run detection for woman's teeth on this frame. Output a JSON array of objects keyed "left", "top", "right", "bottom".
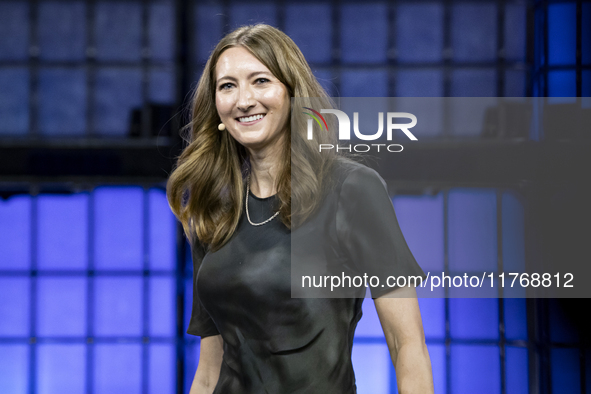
[{"left": 238, "top": 114, "right": 264, "bottom": 123}]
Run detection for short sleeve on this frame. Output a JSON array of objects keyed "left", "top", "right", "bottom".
[
  {"left": 336, "top": 165, "right": 426, "bottom": 298},
  {"left": 186, "top": 235, "right": 220, "bottom": 338}
]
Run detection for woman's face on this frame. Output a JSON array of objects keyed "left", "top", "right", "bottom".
[{"left": 215, "top": 46, "right": 290, "bottom": 153}]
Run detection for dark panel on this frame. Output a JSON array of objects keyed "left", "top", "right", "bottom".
[
  {"left": 0, "top": 144, "right": 178, "bottom": 181},
  {"left": 1, "top": 141, "right": 590, "bottom": 186}
]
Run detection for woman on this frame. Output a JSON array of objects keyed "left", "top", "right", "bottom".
[{"left": 167, "top": 24, "right": 433, "bottom": 393}]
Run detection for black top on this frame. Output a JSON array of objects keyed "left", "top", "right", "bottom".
[{"left": 187, "top": 160, "right": 425, "bottom": 394}]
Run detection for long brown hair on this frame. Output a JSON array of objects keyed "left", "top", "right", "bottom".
[{"left": 167, "top": 24, "right": 341, "bottom": 251}]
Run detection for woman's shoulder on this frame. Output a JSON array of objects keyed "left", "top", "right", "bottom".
[{"left": 332, "top": 158, "right": 387, "bottom": 194}]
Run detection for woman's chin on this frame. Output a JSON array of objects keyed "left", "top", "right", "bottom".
[{"left": 230, "top": 126, "right": 286, "bottom": 153}]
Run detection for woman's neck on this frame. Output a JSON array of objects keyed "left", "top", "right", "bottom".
[{"left": 247, "top": 138, "right": 284, "bottom": 198}]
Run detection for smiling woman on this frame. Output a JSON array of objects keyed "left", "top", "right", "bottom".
[
  {"left": 166, "top": 24, "right": 433, "bottom": 394},
  {"left": 167, "top": 24, "right": 337, "bottom": 249}
]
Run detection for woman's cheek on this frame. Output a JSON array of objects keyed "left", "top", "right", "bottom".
[
  {"left": 216, "top": 92, "right": 233, "bottom": 113},
  {"left": 262, "top": 86, "right": 285, "bottom": 101}
]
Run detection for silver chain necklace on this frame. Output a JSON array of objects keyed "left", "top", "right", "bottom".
[{"left": 245, "top": 176, "right": 280, "bottom": 226}]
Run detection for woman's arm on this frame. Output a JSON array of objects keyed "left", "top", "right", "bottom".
[
  {"left": 374, "top": 286, "right": 434, "bottom": 394},
  {"left": 189, "top": 335, "right": 224, "bottom": 394}
]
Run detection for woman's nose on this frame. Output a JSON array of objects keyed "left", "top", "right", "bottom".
[{"left": 236, "top": 85, "right": 255, "bottom": 111}]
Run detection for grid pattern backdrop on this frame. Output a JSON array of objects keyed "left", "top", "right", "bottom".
[
  {"left": 1, "top": 1, "right": 591, "bottom": 394},
  {"left": 0, "top": 186, "right": 177, "bottom": 393},
  {"left": 0, "top": 0, "right": 176, "bottom": 137},
  {"left": 0, "top": 0, "right": 535, "bottom": 139},
  {"left": 0, "top": 185, "right": 533, "bottom": 394}
]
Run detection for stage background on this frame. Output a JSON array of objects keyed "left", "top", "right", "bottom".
[{"left": 1, "top": 0, "right": 590, "bottom": 393}]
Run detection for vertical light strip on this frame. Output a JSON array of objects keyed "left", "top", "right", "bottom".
[
  {"left": 221, "top": 0, "right": 230, "bottom": 36},
  {"left": 142, "top": 186, "right": 150, "bottom": 394},
  {"left": 497, "top": 188, "right": 507, "bottom": 394},
  {"left": 28, "top": 184, "right": 39, "bottom": 394},
  {"left": 331, "top": 0, "right": 342, "bottom": 96},
  {"left": 575, "top": 0, "right": 582, "bottom": 97},
  {"left": 141, "top": 0, "right": 150, "bottom": 140},
  {"left": 276, "top": 0, "right": 285, "bottom": 32},
  {"left": 176, "top": 220, "right": 188, "bottom": 394},
  {"left": 29, "top": 0, "right": 39, "bottom": 137},
  {"left": 176, "top": 2, "right": 192, "bottom": 392},
  {"left": 497, "top": 0, "right": 506, "bottom": 97},
  {"left": 441, "top": 0, "right": 452, "bottom": 137},
  {"left": 525, "top": 0, "right": 535, "bottom": 97},
  {"left": 389, "top": 188, "right": 397, "bottom": 392},
  {"left": 542, "top": 0, "right": 549, "bottom": 97},
  {"left": 86, "top": 0, "right": 96, "bottom": 137},
  {"left": 442, "top": 0, "right": 452, "bottom": 101},
  {"left": 443, "top": 188, "right": 451, "bottom": 394},
  {"left": 387, "top": 0, "right": 397, "bottom": 98},
  {"left": 86, "top": 186, "right": 96, "bottom": 394}
]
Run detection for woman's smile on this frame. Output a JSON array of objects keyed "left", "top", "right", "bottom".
[{"left": 236, "top": 113, "right": 266, "bottom": 125}]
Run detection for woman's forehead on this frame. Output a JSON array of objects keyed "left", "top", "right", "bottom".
[{"left": 215, "top": 47, "right": 272, "bottom": 80}]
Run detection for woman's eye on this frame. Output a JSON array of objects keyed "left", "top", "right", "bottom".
[
  {"left": 255, "top": 78, "right": 270, "bottom": 84},
  {"left": 219, "top": 83, "right": 233, "bottom": 90}
]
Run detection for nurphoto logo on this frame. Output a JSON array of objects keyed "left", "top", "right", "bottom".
[{"left": 302, "top": 107, "right": 418, "bottom": 153}]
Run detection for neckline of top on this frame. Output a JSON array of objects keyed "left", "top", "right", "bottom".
[{"left": 248, "top": 189, "right": 277, "bottom": 201}]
